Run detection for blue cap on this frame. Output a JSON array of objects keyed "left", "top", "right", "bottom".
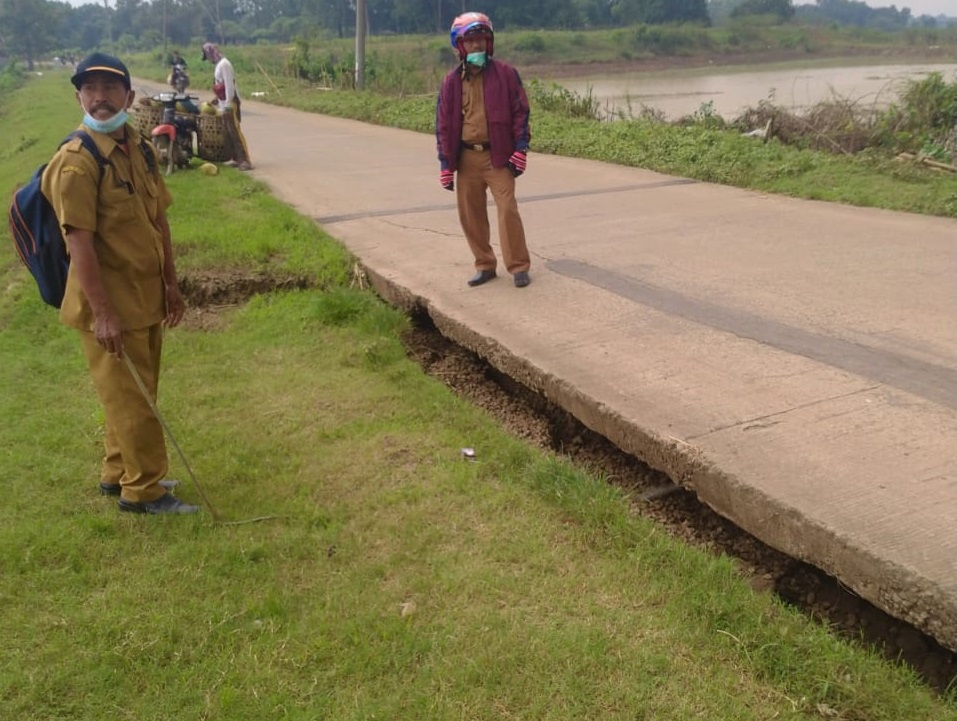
[{"left": 71, "top": 52, "right": 131, "bottom": 90}]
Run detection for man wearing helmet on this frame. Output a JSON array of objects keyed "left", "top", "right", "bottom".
[{"left": 436, "top": 12, "right": 533, "bottom": 288}]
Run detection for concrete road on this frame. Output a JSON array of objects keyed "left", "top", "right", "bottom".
[{"left": 141, "top": 84, "right": 957, "bottom": 650}]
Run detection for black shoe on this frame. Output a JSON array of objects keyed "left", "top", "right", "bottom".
[
  {"left": 118, "top": 492, "right": 200, "bottom": 515},
  {"left": 100, "top": 479, "right": 179, "bottom": 497},
  {"left": 467, "top": 270, "right": 497, "bottom": 287},
  {"left": 513, "top": 271, "right": 530, "bottom": 288}
]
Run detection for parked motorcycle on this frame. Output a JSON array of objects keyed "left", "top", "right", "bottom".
[
  {"left": 150, "top": 92, "right": 199, "bottom": 175},
  {"left": 168, "top": 62, "right": 189, "bottom": 93}
]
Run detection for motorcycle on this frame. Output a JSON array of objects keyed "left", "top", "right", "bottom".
[
  {"left": 168, "top": 62, "right": 189, "bottom": 93},
  {"left": 150, "top": 92, "right": 199, "bottom": 175}
]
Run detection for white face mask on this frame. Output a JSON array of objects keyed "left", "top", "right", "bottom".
[
  {"left": 83, "top": 108, "right": 129, "bottom": 133},
  {"left": 82, "top": 92, "right": 131, "bottom": 133}
]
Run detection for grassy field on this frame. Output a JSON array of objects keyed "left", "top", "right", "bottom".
[{"left": 2, "top": 71, "right": 956, "bottom": 719}]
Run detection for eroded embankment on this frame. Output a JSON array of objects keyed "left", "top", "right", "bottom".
[
  {"left": 358, "top": 264, "right": 957, "bottom": 694},
  {"left": 176, "top": 267, "right": 957, "bottom": 693}
]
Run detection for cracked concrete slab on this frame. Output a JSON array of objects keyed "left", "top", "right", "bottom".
[{"left": 142, "top": 88, "right": 956, "bottom": 650}]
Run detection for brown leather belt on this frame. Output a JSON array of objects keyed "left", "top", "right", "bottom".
[{"left": 462, "top": 142, "right": 490, "bottom": 151}]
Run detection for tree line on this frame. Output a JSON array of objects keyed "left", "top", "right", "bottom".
[{"left": 0, "top": 0, "right": 947, "bottom": 69}]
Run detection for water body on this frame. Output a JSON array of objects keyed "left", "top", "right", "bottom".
[{"left": 555, "top": 62, "right": 957, "bottom": 120}]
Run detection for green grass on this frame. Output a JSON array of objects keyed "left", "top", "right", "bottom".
[{"left": 1, "top": 71, "right": 955, "bottom": 721}]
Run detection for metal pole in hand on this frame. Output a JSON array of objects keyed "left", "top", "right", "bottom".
[{"left": 122, "top": 351, "right": 221, "bottom": 521}]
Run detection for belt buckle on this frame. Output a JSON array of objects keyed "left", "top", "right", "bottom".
[{"left": 469, "top": 143, "right": 484, "bottom": 151}]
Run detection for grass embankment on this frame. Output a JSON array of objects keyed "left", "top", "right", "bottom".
[
  {"left": 1, "top": 70, "right": 955, "bottom": 719},
  {"left": 130, "top": 29, "right": 957, "bottom": 218}
]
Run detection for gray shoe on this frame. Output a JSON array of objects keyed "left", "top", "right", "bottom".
[
  {"left": 513, "top": 271, "right": 530, "bottom": 288},
  {"left": 99, "top": 479, "right": 179, "bottom": 497},
  {"left": 467, "top": 269, "right": 497, "bottom": 287},
  {"left": 118, "top": 492, "right": 200, "bottom": 515}
]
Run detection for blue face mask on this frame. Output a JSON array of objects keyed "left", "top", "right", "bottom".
[
  {"left": 83, "top": 109, "right": 129, "bottom": 134},
  {"left": 466, "top": 51, "right": 487, "bottom": 68}
]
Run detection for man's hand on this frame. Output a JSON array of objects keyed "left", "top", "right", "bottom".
[
  {"left": 93, "top": 309, "right": 125, "bottom": 359},
  {"left": 507, "top": 151, "right": 527, "bottom": 177},
  {"left": 165, "top": 282, "right": 186, "bottom": 328},
  {"left": 440, "top": 169, "right": 454, "bottom": 191}
]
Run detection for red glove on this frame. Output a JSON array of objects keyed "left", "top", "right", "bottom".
[
  {"left": 440, "top": 169, "right": 454, "bottom": 191},
  {"left": 507, "top": 151, "right": 527, "bottom": 177}
]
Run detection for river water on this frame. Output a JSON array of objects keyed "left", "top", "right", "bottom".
[{"left": 554, "top": 62, "right": 956, "bottom": 120}]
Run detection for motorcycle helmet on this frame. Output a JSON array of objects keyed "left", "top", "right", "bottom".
[{"left": 450, "top": 12, "right": 494, "bottom": 59}]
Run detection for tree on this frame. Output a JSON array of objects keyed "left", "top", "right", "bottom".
[
  {"left": 59, "top": 3, "right": 111, "bottom": 52},
  {"left": 313, "top": 0, "right": 354, "bottom": 38},
  {"left": 730, "top": 0, "right": 794, "bottom": 22},
  {"left": 488, "top": 0, "right": 583, "bottom": 29},
  {"left": 795, "top": 0, "right": 910, "bottom": 30},
  {"left": 0, "top": 0, "right": 60, "bottom": 68},
  {"left": 577, "top": 0, "right": 614, "bottom": 27},
  {"left": 612, "top": 0, "right": 709, "bottom": 25},
  {"left": 707, "top": 0, "right": 746, "bottom": 25},
  {"left": 388, "top": 0, "right": 422, "bottom": 33}
]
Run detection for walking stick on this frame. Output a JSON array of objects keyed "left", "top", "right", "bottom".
[{"left": 122, "top": 351, "right": 222, "bottom": 521}]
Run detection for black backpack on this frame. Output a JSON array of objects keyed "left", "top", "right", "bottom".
[{"left": 8, "top": 131, "right": 108, "bottom": 308}]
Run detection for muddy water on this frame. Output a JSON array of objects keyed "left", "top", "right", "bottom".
[{"left": 556, "top": 62, "right": 956, "bottom": 120}]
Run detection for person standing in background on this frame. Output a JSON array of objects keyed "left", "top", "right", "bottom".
[
  {"left": 435, "top": 11, "right": 532, "bottom": 288},
  {"left": 201, "top": 42, "right": 252, "bottom": 171}
]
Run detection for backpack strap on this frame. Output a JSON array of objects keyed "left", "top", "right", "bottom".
[
  {"left": 60, "top": 130, "right": 158, "bottom": 187},
  {"left": 138, "top": 135, "right": 158, "bottom": 176},
  {"left": 62, "top": 130, "right": 109, "bottom": 182}
]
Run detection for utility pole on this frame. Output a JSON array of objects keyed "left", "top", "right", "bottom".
[
  {"left": 355, "top": 0, "right": 366, "bottom": 90},
  {"left": 102, "top": 0, "right": 112, "bottom": 44}
]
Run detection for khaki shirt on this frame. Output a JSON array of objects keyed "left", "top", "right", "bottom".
[
  {"left": 462, "top": 69, "right": 489, "bottom": 146},
  {"left": 41, "top": 126, "right": 172, "bottom": 331}
]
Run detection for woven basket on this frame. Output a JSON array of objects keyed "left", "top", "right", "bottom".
[
  {"left": 130, "top": 104, "right": 163, "bottom": 137},
  {"left": 196, "top": 113, "right": 231, "bottom": 162}
]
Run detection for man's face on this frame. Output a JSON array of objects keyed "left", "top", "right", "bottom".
[
  {"left": 462, "top": 34, "right": 489, "bottom": 54},
  {"left": 76, "top": 72, "right": 133, "bottom": 118}
]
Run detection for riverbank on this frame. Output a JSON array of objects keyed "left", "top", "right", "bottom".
[{"left": 523, "top": 45, "right": 957, "bottom": 82}]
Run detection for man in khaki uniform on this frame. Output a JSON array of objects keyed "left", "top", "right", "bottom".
[{"left": 42, "top": 52, "right": 196, "bottom": 514}]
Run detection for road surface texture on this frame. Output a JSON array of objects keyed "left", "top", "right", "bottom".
[{"left": 136, "top": 84, "right": 956, "bottom": 652}]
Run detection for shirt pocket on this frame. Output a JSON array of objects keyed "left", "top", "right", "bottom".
[
  {"left": 99, "top": 168, "right": 138, "bottom": 224},
  {"left": 139, "top": 170, "right": 160, "bottom": 219}
]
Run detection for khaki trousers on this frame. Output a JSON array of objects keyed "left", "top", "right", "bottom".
[
  {"left": 456, "top": 148, "right": 530, "bottom": 274},
  {"left": 80, "top": 325, "right": 168, "bottom": 504}
]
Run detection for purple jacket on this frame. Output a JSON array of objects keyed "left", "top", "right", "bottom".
[{"left": 435, "top": 58, "right": 531, "bottom": 172}]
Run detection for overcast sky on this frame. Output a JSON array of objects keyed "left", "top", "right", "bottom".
[{"left": 63, "top": 0, "right": 956, "bottom": 17}]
